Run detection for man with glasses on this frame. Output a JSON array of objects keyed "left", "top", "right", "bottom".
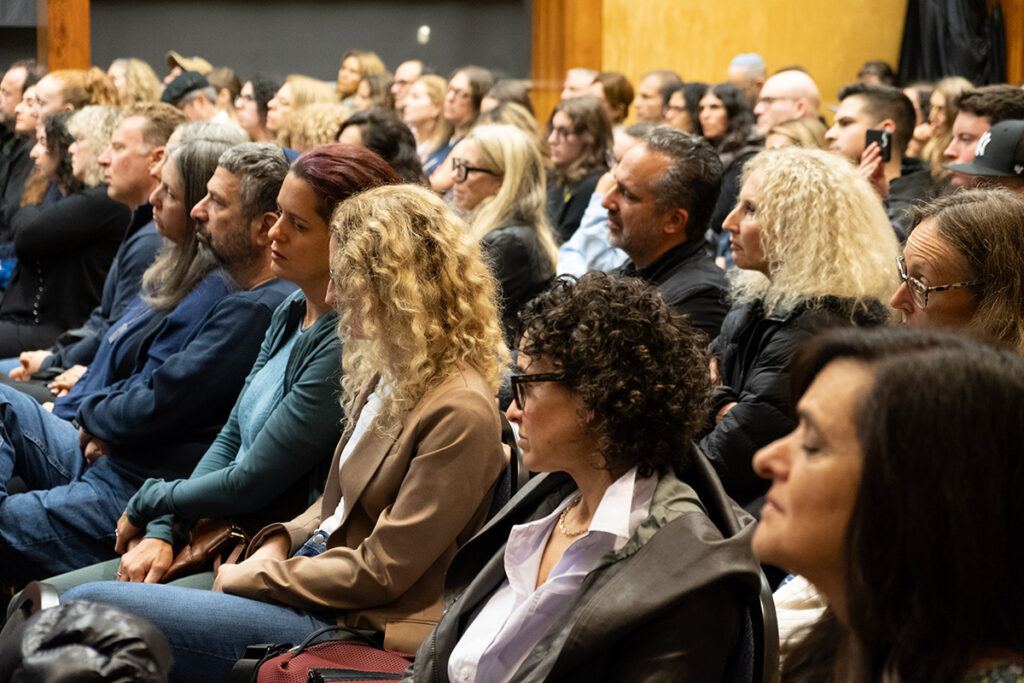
[
  {"left": 601, "top": 126, "right": 729, "bottom": 340},
  {"left": 752, "top": 69, "right": 820, "bottom": 135}
]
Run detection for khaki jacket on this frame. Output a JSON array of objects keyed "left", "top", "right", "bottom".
[{"left": 219, "top": 368, "right": 505, "bottom": 654}]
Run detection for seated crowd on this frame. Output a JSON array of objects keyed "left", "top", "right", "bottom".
[{"left": 0, "top": 47, "right": 1021, "bottom": 683}]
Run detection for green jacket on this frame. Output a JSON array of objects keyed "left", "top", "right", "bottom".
[{"left": 127, "top": 289, "right": 344, "bottom": 544}]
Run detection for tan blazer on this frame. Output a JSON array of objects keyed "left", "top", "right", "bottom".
[{"left": 220, "top": 367, "right": 506, "bottom": 653}]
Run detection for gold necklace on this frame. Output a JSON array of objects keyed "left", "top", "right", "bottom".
[{"left": 558, "top": 494, "right": 587, "bottom": 538}]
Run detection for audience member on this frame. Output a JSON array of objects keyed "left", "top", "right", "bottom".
[
  {"left": 235, "top": 74, "right": 281, "bottom": 143},
  {"left": 703, "top": 148, "right": 898, "bottom": 508},
  {"left": 891, "top": 188, "right": 1024, "bottom": 350},
  {"left": 727, "top": 53, "right": 767, "bottom": 104},
  {"left": 5, "top": 105, "right": 186, "bottom": 389},
  {"left": 107, "top": 58, "right": 162, "bottom": 104},
  {"left": 556, "top": 122, "right": 655, "bottom": 277},
  {"left": 37, "top": 144, "right": 398, "bottom": 597},
  {"left": 545, "top": 94, "right": 611, "bottom": 243},
  {"left": 0, "top": 141, "right": 294, "bottom": 584},
  {"left": 856, "top": 59, "right": 897, "bottom": 86},
  {"left": 603, "top": 126, "right": 728, "bottom": 339},
  {"left": 390, "top": 59, "right": 424, "bottom": 112},
  {"left": 161, "top": 71, "right": 219, "bottom": 122},
  {"left": 205, "top": 67, "right": 241, "bottom": 123},
  {"left": 920, "top": 75, "right": 973, "bottom": 181},
  {"left": 902, "top": 81, "right": 933, "bottom": 158},
  {"left": 943, "top": 84, "right": 1024, "bottom": 187},
  {"left": 451, "top": 124, "right": 557, "bottom": 340},
  {"left": 755, "top": 327, "right": 1024, "bottom": 683},
  {"left": 406, "top": 272, "right": 762, "bottom": 681},
  {"left": 33, "top": 68, "right": 120, "bottom": 118},
  {"left": 826, "top": 83, "right": 935, "bottom": 237},
  {"left": 480, "top": 79, "right": 534, "bottom": 115},
  {"left": 284, "top": 102, "right": 347, "bottom": 151},
  {"left": 430, "top": 65, "right": 493, "bottom": 192},
  {"left": 265, "top": 75, "right": 338, "bottom": 142},
  {"left": 765, "top": 117, "right": 828, "bottom": 149},
  {"left": 0, "top": 61, "right": 45, "bottom": 240},
  {"left": 352, "top": 72, "right": 394, "bottom": 112},
  {"left": 477, "top": 101, "right": 547, "bottom": 157},
  {"left": 0, "top": 110, "right": 129, "bottom": 357},
  {"left": 946, "top": 119, "right": 1024, "bottom": 192},
  {"left": 634, "top": 68, "right": 683, "bottom": 123},
  {"left": 588, "top": 71, "right": 633, "bottom": 129},
  {"left": 560, "top": 67, "right": 598, "bottom": 100},
  {"left": 753, "top": 70, "right": 821, "bottom": 134},
  {"left": 164, "top": 51, "right": 212, "bottom": 84},
  {"left": 338, "top": 108, "right": 427, "bottom": 185},
  {"left": 405, "top": 74, "right": 451, "bottom": 175},
  {"left": 63, "top": 183, "right": 510, "bottom": 682},
  {"left": 336, "top": 49, "right": 387, "bottom": 104},
  {"left": 664, "top": 82, "right": 706, "bottom": 135}
]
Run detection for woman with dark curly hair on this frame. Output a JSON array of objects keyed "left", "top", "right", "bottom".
[{"left": 406, "top": 271, "right": 763, "bottom": 682}]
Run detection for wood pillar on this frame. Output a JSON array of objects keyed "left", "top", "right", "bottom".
[
  {"left": 37, "top": 0, "right": 90, "bottom": 70},
  {"left": 531, "top": 0, "right": 603, "bottom": 122},
  {"left": 994, "top": 0, "right": 1023, "bottom": 84}
]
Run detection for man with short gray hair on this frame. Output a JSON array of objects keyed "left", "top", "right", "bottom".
[{"left": 602, "top": 126, "right": 729, "bottom": 339}]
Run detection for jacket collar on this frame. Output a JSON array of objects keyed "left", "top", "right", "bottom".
[{"left": 620, "top": 238, "right": 706, "bottom": 283}]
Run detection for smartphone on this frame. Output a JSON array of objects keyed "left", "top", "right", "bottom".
[{"left": 865, "top": 129, "right": 892, "bottom": 162}]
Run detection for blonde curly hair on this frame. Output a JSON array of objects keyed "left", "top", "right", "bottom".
[
  {"left": 330, "top": 184, "right": 509, "bottom": 432},
  {"left": 67, "top": 105, "right": 122, "bottom": 186},
  {"left": 284, "top": 102, "right": 348, "bottom": 151},
  {"left": 731, "top": 147, "right": 900, "bottom": 315}
]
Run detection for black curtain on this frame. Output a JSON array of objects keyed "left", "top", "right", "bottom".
[{"left": 898, "top": 0, "right": 1006, "bottom": 85}]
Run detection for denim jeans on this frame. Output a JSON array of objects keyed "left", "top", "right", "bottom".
[
  {"left": 0, "top": 383, "right": 138, "bottom": 583},
  {"left": 62, "top": 582, "right": 335, "bottom": 683},
  {"left": 0, "top": 356, "right": 21, "bottom": 374}
]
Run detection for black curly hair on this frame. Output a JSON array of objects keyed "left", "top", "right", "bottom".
[
  {"left": 44, "top": 111, "right": 83, "bottom": 196},
  {"left": 517, "top": 271, "right": 712, "bottom": 477}
]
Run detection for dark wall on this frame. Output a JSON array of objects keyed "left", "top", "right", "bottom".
[{"left": 88, "top": 0, "right": 531, "bottom": 83}]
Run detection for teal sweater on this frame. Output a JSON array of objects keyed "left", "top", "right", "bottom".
[{"left": 126, "top": 290, "right": 344, "bottom": 544}]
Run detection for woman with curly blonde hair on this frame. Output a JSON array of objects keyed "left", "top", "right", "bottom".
[
  {"left": 282, "top": 101, "right": 348, "bottom": 151},
  {"left": 701, "top": 147, "right": 898, "bottom": 508},
  {"left": 67, "top": 105, "right": 122, "bottom": 186},
  {"left": 450, "top": 123, "right": 556, "bottom": 340},
  {"left": 61, "top": 183, "right": 509, "bottom": 682},
  {"left": 107, "top": 58, "right": 163, "bottom": 104}
]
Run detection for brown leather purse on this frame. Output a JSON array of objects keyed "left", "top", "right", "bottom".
[{"left": 160, "top": 518, "right": 250, "bottom": 583}]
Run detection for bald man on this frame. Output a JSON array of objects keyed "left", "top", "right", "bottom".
[{"left": 753, "top": 70, "right": 821, "bottom": 134}]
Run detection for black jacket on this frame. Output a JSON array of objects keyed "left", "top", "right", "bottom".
[
  {"left": 546, "top": 168, "right": 603, "bottom": 244},
  {"left": 701, "top": 296, "right": 889, "bottom": 507},
  {"left": 0, "top": 136, "right": 33, "bottom": 241},
  {"left": 481, "top": 224, "right": 554, "bottom": 343},
  {"left": 886, "top": 156, "right": 938, "bottom": 240},
  {"left": 618, "top": 239, "right": 729, "bottom": 341},
  {"left": 0, "top": 184, "right": 130, "bottom": 337}
]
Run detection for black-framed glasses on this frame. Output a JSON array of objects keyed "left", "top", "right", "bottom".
[
  {"left": 896, "top": 254, "right": 982, "bottom": 309},
  {"left": 451, "top": 158, "right": 499, "bottom": 183},
  {"left": 548, "top": 125, "right": 576, "bottom": 141},
  {"left": 510, "top": 372, "right": 565, "bottom": 410}
]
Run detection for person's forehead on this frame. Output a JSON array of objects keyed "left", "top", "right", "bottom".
[
  {"left": 1, "top": 67, "right": 26, "bottom": 88},
  {"left": 210, "top": 166, "right": 241, "bottom": 198},
  {"left": 836, "top": 96, "right": 870, "bottom": 120},
  {"left": 953, "top": 111, "right": 990, "bottom": 134},
  {"left": 620, "top": 145, "right": 669, "bottom": 188},
  {"left": 116, "top": 116, "right": 148, "bottom": 143}
]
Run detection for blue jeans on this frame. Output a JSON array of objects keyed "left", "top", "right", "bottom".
[
  {"left": 0, "top": 356, "right": 21, "bottom": 374},
  {"left": 62, "top": 582, "right": 335, "bottom": 683},
  {"left": 0, "top": 384, "right": 138, "bottom": 583}
]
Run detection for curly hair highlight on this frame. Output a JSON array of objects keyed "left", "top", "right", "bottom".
[
  {"left": 330, "top": 184, "right": 509, "bottom": 432},
  {"left": 518, "top": 272, "right": 712, "bottom": 477},
  {"left": 731, "top": 147, "right": 900, "bottom": 316},
  {"left": 67, "top": 105, "right": 122, "bottom": 186}
]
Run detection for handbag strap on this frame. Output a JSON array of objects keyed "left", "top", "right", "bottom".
[{"left": 290, "top": 626, "right": 386, "bottom": 657}]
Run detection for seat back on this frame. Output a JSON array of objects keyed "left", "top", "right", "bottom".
[{"left": 486, "top": 413, "right": 527, "bottom": 520}]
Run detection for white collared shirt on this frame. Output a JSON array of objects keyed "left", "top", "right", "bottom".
[{"left": 447, "top": 467, "right": 658, "bottom": 683}]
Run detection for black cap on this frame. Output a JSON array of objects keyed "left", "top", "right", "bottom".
[
  {"left": 161, "top": 71, "right": 210, "bottom": 105},
  {"left": 946, "top": 119, "right": 1024, "bottom": 178}
]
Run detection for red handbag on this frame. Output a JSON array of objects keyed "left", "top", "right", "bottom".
[{"left": 229, "top": 625, "right": 413, "bottom": 683}]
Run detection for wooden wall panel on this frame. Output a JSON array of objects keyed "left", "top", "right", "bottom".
[
  {"left": 532, "top": 0, "right": 602, "bottom": 125},
  {"left": 993, "top": 0, "right": 1023, "bottom": 84},
  {"left": 600, "top": 0, "right": 909, "bottom": 123},
  {"left": 37, "top": 0, "right": 90, "bottom": 70}
]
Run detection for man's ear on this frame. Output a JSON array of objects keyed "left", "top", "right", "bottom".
[
  {"left": 664, "top": 207, "right": 689, "bottom": 237},
  {"left": 147, "top": 145, "right": 166, "bottom": 172},
  {"left": 879, "top": 118, "right": 896, "bottom": 134}
]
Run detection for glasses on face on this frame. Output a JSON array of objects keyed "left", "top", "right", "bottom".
[
  {"left": 236, "top": 93, "right": 255, "bottom": 104},
  {"left": 896, "top": 254, "right": 982, "bottom": 309},
  {"left": 446, "top": 87, "right": 470, "bottom": 101},
  {"left": 510, "top": 372, "right": 565, "bottom": 410},
  {"left": 451, "top": 157, "right": 499, "bottom": 183},
  {"left": 548, "top": 125, "right": 576, "bottom": 141}
]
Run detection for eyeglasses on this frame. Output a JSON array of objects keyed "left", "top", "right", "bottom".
[
  {"left": 896, "top": 254, "right": 982, "bottom": 309},
  {"left": 548, "top": 125, "right": 576, "bottom": 141},
  {"left": 510, "top": 372, "right": 565, "bottom": 410},
  {"left": 446, "top": 86, "right": 471, "bottom": 100},
  {"left": 451, "top": 158, "right": 499, "bottom": 183},
  {"left": 235, "top": 94, "right": 256, "bottom": 104}
]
